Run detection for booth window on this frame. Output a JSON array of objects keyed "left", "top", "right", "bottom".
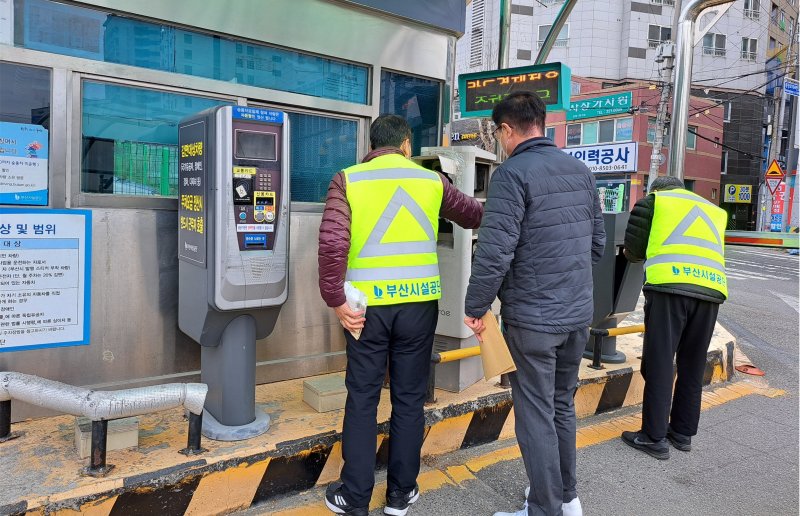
[
  {"left": 379, "top": 71, "right": 441, "bottom": 156},
  {"left": 0, "top": 62, "right": 50, "bottom": 205},
  {"left": 81, "top": 81, "right": 229, "bottom": 196},
  {"left": 14, "top": 0, "right": 369, "bottom": 104},
  {"left": 290, "top": 113, "right": 358, "bottom": 203}
]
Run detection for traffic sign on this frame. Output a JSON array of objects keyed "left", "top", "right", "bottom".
[
  {"left": 765, "top": 159, "right": 785, "bottom": 195},
  {"left": 785, "top": 78, "right": 799, "bottom": 97}
]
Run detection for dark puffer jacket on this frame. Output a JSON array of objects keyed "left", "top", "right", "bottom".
[
  {"left": 624, "top": 186, "right": 726, "bottom": 303},
  {"left": 318, "top": 148, "right": 484, "bottom": 308},
  {"left": 465, "top": 137, "right": 606, "bottom": 333}
]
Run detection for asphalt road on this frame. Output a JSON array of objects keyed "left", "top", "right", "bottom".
[{"left": 246, "top": 245, "right": 799, "bottom": 516}]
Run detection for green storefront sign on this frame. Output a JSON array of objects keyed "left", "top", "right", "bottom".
[{"left": 567, "top": 92, "right": 633, "bottom": 121}]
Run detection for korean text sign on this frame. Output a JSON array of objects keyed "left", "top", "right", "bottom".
[
  {"left": 566, "top": 92, "right": 633, "bottom": 121},
  {"left": 0, "top": 209, "right": 92, "bottom": 352},
  {"left": 458, "top": 63, "right": 571, "bottom": 118},
  {"left": 0, "top": 122, "right": 49, "bottom": 205},
  {"left": 563, "top": 142, "right": 638, "bottom": 173}
]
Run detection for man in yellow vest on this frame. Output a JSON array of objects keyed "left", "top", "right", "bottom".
[
  {"left": 621, "top": 176, "right": 728, "bottom": 460},
  {"left": 318, "top": 114, "right": 482, "bottom": 515}
]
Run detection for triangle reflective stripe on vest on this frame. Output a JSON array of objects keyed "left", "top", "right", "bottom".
[
  {"left": 358, "top": 186, "right": 436, "bottom": 258},
  {"left": 662, "top": 205, "right": 723, "bottom": 256}
]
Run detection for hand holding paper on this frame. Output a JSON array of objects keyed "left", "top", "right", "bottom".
[{"left": 469, "top": 311, "right": 516, "bottom": 380}]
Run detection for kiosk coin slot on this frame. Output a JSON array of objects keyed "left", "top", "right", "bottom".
[{"left": 178, "top": 106, "right": 289, "bottom": 441}]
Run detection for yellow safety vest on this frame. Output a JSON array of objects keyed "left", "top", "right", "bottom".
[
  {"left": 645, "top": 188, "right": 728, "bottom": 298},
  {"left": 344, "top": 153, "right": 443, "bottom": 306}
]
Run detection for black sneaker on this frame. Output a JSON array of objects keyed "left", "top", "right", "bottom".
[
  {"left": 384, "top": 483, "right": 420, "bottom": 516},
  {"left": 667, "top": 426, "right": 692, "bottom": 452},
  {"left": 325, "top": 482, "right": 368, "bottom": 516},
  {"left": 621, "top": 430, "right": 670, "bottom": 460}
]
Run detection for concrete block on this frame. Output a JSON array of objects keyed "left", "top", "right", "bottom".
[
  {"left": 74, "top": 417, "right": 139, "bottom": 459},
  {"left": 303, "top": 373, "right": 347, "bottom": 413}
]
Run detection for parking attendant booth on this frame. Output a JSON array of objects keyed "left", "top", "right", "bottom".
[{"left": 0, "top": 0, "right": 465, "bottom": 421}]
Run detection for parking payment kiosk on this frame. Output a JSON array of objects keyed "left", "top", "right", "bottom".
[
  {"left": 414, "top": 146, "right": 497, "bottom": 392},
  {"left": 178, "top": 106, "right": 289, "bottom": 440}
]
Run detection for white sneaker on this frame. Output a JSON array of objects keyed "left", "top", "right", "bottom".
[
  {"left": 562, "top": 497, "right": 583, "bottom": 516},
  {"left": 521, "top": 487, "right": 582, "bottom": 516},
  {"left": 492, "top": 511, "right": 526, "bottom": 516}
]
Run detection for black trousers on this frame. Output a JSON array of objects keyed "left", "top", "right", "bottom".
[
  {"left": 340, "top": 300, "right": 438, "bottom": 508},
  {"left": 641, "top": 290, "right": 720, "bottom": 441}
]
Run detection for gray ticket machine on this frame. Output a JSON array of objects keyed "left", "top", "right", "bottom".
[
  {"left": 178, "top": 106, "right": 289, "bottom": 440},
  {"left": 414, "top": 146, "right": 497, "bottom": 392}
]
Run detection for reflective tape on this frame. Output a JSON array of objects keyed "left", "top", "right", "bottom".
[
  {"left": 657, "top": 191, "right": 715, "bottom": 207},
  {"left": 345, "top": 263, "right": 440, "bottom": 281},
  {"left": 347, "top": 168, "right": 440, "bottom": 183},
  {"left": 661, "top": 205, "right": 723, "bottom": 255},
  {"left": 645, "top": 254, "right": 726, "bottom": 275},
  {"left": 357, "top": 187, "right": 437, "bottom": 258}
]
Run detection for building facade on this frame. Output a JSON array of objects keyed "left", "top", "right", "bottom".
[{"left": 455, "top": 0, "right": 780, "bottom": 225}]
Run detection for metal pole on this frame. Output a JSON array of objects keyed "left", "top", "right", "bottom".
[
  {"left": 83, "top": 420, "right": 114, "bottom": 477},
  {"left": 667, "top": 0, "right": 736, "bottom": 179},
  {"left": 784, "top": 99, "right": 799, "bottom": 231},
  {"left": 534, "top": 0, "right": 580, "bottom": 64},
  {"left": 180, "top": 411, "right": 207, "bottom": 455},
  {"left": 647, "top": 0, "right": 683, "bottom": 191},
  {"left": 498, "top": 0, "right": 511, "bottom": 69},
  {"left": 0, "top": 400, "right": 11, "bottom": 441}
]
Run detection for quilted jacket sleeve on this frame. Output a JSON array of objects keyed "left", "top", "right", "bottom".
[
  {"left": 624, "top": 194, "right": 655, "bottom": 263},
  {"left": 439, "top": 173, "right": 483, "bottom": 229},
  {"left": 318, "top": 171, "right": 350, "bottom": 307},
  {"left": 464, "top": 165, "right": 525, "bottom": 318}
]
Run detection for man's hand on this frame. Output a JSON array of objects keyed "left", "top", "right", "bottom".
[
  {"left": 334, "top": 303, "right": 365, "bottom": 332},
  {"left": 464, "top": 316, "right": 485, "bottom": 342}
]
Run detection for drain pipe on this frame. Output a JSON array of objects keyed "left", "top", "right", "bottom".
[
  {"left": 667, "top": 0, "right": 735, "bottom": 179},
  {"left": 0, "top": 372, "right": 208, "bottom": 476}
]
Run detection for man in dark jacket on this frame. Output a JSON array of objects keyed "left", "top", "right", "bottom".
[
  {"left": 620, "top": 176, "right": 727, "bottom": 460},
  {"left": 318, "top": 114, "right": 483, "bottom": 516},
  {"left": 464, "top": 92, "right": 606, "bottom": 516}
]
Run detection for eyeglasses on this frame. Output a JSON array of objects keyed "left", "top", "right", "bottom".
[{"left": 492, "top": 125, "right": 501, "bottom": 139}]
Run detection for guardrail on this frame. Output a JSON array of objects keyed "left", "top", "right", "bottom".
[
  {"left": 588, "top": 324, "right": 645, "bottom": 370},
  {"left": 0, "top": 372, "right": 208, "bottom": 477},
  {"left": 426, "top": 323, "right": 647, "bottom": 401},
  {"left": 725, "top": 231, "right": 799, "bottom": 248}
]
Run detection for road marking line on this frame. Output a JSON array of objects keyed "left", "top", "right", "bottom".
[{"left": 771, "top": 290, "right": 799, "bottom": 313}]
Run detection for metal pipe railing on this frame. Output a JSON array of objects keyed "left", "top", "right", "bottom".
[
  {"left": 588, "top": 324, "right": 646, "bottom": 370},
  {"left": 0, "top": 372, "right": 208, "bottom": 476}
]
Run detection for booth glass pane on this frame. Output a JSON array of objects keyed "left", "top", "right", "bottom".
[
  {"left": 290, "top": 113, "right": 358, "bottom": 203},
  {"left": 81, "top": 81, "right": 229, "bottom": 197},
  {"left": 16, "top": 0, "right": 369, "bottom": 104},
  {"left": 0, "top": 62, "right": 50, "bottom": 205},
  {"left": 379, "top": 71, "right": 441, "bottom": 156}
]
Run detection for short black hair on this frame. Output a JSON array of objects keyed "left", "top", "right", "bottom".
[
  {"left": 370, "top": 114, "right": 412, "bottom": 149},
  {"left": 491, "top": 92, "right": 546, "bottom": 134},
  {"left": 650, "top": 176, "right": 685, "bottom": 192}
]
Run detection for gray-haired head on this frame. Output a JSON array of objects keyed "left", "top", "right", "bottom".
[{"left": 650, "top": 176, "right": 685, "bottom": 192}]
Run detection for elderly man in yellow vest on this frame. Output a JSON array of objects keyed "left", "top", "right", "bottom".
[
  {"left": 621, "top": 176, "right": 728, "bottom": 460},
  {"left": 318, "top": 114, "right": 483, "bottom": 516}
]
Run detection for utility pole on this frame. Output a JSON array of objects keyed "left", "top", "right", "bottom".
[
  {"left": 759, "top": 22, "right": 797, "bottom": 231},
  {"left": 647, "top": 0, "right": 683, "bottom": 192},
  {"left": 781, "top": 22, "right": 799, "bottom": 231}
]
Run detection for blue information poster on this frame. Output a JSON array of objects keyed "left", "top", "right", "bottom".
[
  {"left": 0, "top": 209, "right": 91, "bottom": 352},
  {"left": 0, "top": 122, "right": 49, "bottom": 205}
]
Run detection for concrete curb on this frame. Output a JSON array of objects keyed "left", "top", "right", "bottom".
[{"left": 3, "top": 339, "right": 734, "bottom": 516}]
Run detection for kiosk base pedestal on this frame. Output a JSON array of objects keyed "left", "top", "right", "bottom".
[{"left": 201, "top": 409, "right": 270, "bottom": 441}]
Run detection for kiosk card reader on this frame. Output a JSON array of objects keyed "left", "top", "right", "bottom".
[
  {"left": 414, "top": 146, "right": 497, "bottom": 392},
  {"left": 178, "top": 106, "right": 289, "bottom": 440}
]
